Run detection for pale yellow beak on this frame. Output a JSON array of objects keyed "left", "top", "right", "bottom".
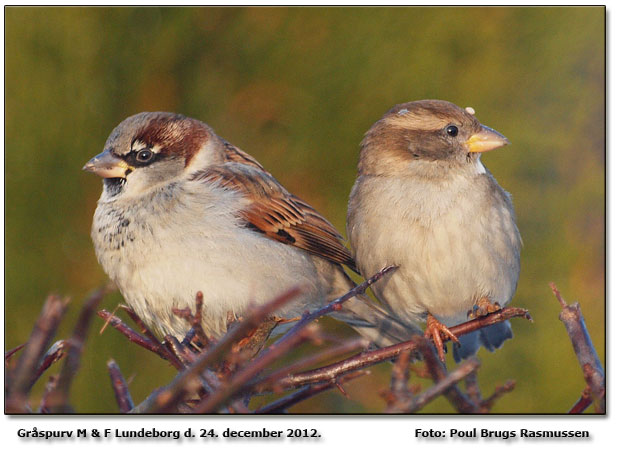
[
  {"left": 465, "top": 125, "right": 510, "bottom": 153},
  {"left": 83, "top": 150, "right": 132, "bottom": 178}
]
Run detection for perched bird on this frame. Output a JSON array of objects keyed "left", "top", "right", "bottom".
[
  {"left": 347, "top": 100, "right": 521, "bottom": 361},
  {"left": 84, "top": 112, "right": 408, "bottom": 343}
]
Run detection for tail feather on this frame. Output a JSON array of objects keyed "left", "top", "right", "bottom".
[
  {"left": 321, "top": 264, "right": 423, "bottom": 346},
  {"left": 321, "top": 264, "right": 513, "bottom": 361},
  {"left": 334, "top": 293, "right": 423, "bottom": 346},
  {"left": 453, "top": 321, "right": 513, "bottom": 362}
]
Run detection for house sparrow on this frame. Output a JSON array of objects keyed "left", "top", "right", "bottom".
[
  {"left": 347, "top": 100, "right": 521, "bottom": 361},
  {"left": 84, "top": 112, "right": 411, "bottom": 343}
]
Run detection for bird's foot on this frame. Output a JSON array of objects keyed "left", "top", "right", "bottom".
[
  {"left": 424, "top": 313, "right": 460, "bottom": 362},
  {"left": 468, "top": 297, "right": 502, "bottom": 319}
]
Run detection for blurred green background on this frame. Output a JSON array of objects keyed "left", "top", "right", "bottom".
[{"left": 5, "top": 7, "right": 604, "bottom": 413}]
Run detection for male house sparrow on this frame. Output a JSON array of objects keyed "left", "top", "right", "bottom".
[
  {"left": 347, "top": 100, "right": 521, "bottom": 361},
  {"left": 84, "top": 112, "right": 406, "bottom": 343}
]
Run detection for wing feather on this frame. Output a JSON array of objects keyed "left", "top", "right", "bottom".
[{"left": 192, "top": 145, "right": 356, "bottom": 271}]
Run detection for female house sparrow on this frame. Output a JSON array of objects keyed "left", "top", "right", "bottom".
[
  {"left": 347, "top": 100, "right": 521, "bottom": 361},
  {"left": 84, "top": 112, "right": 407, "bottom": 343}
]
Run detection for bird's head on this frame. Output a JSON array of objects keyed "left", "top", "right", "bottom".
[
  {"left": 358, "top": 100, "right": 510, "bottom": 177},
  {"left": 83, "top": 112, "right": 223, "bottom": 200}
]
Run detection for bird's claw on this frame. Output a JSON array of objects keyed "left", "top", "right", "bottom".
[
  {"left": 468, "top": 297, "right": 501, "bottom": 319},
  {"left": 424, "top": 313, "right": 460, "bottom": 362}
]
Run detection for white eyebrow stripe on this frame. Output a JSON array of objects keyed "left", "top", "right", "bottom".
[
  {"left": 131, "top": 140, "right": 149, "bottom": 151},
  {"left": 131, "top": 141, "right": 162, "bottom": 154}
]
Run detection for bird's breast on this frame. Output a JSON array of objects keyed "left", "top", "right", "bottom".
[
  {"left": 350, "top": 174, "right": 521, "bottom": 325},
  {"left": 91, "top": 184, "right": 327, "bottom": 338}
]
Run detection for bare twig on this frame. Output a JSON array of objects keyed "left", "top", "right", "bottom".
[
  {"left": 480, "top": 379, "right": 516, "bottom": 412},
  {"left": 193, "top": 324, "right": 318, "bottom": 413},
  {"left": 107, "top": 359, "right": 134, "bottom": 413},
  {"left": 32, "top": 340, "right": 67, "bottom": 384},
  {"left": 568, "top": 386, "right": 593, "bottom": 414},
  {"left": 119, "top": 305, "right": 163, "bottom": 347},
  {"left": 388, "top": 358, "right": 481, "bottom": 413},
  {"left": 276, "top": 337, "right": 424, "bottom": 390},
  {"left": 129, "top": 286, "right": 303, "bottom": 413},
  {"left": 390, "top": 349, "right": 412, "bottom": 396},
  {"left": 38, "top": 375, "right": 59, "bottom": 414},
  {"left": 272, "top": 265, "right": 397, "bottom": 348},
  {"left": 97, "top": 310, "right": 184, "bottom": 370},
  {"left": 416, "top": 338, "right": 478, "bottom": 413},
  {"left": 164, "top": 335, "right": 195, "bottom": 368},
  {"left": 6, "top": 294, "right": 70, "bottom": 412},
  {"left": 98, "top": 310, "right": 160, "bottom": 353},
  {"left": 252, "top": 338, "right": 369, "bottom": 393},
  {"left": 550, "top": 282, "right": 605, "bottom": 413},
  {"left": 5, "top": 343, "right": 26, "bottom": 364},
  {"left": 464, "top": 370, "right": 482, "bottom": 406},
  {"left": 172, "top": 292, "right": 210, "bottom": 348},
  {"left": 45, "top": 285, "right": 108, "bottom": 413},
  {"left": 256, "top": 370, "right": 370, "bottom": 414},
  {"left": 447, "top": 307, "right": 532, "bottom": 338},
  {"left": 275, "top": 306, "right": 529, "bottom": 392}
]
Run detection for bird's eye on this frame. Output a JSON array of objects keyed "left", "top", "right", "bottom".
[
  {"left": 446, "top": 125, "right": 459, "bottom": 137},
  {"left": 136, "top": 149, "right": 154, "bottom": 163}
]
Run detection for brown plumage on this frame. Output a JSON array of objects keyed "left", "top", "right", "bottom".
[
  {"left": 85, "top": 111, "right": 405, "bottom": 343},
  {"left": 193, "top": 158, "right": 357, "bottom": 272}
]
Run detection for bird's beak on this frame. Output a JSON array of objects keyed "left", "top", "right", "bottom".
[
  {"left": 465, "top": 125, "right": 510, "bottom": 153},
  {"left": 82, "top": 150, "right": 132, "bottom": 178}
]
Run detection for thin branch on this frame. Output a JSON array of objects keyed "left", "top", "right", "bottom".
[
  {"left": 119, "top": 305, "right": 163, "bottom": 347},
  {"left": 6, "top": 294, "right": 70, "bottom": 412},
  {"left": 45, "top": 285, "right": 108, "bottom": 413},
  {"left": 275, "top": 307, "right": 529, "bottom": 392},
  {"left": 271, "top": 265, "right": 397, "bottom": 349},
  {"left": 416, "top": 338, "right": 478, "bottom": 413},
  {"left": 252, "top": 338, "right": 369, "bottom": 393},
  {"left": 390, "top": 349, "right": 412, "bottom": 396},
  {"left": 480, "top": 379, "right": 516, "bottom": 412},
  {"left": 172, "top": 292, "right": 211, "bottom": 348},
  {"left": 568, "top": 386, "right": 593, "bottom": 414},
  {"left": 98, "top": 310, "right": 160, "bottom": 353},
  {"left": 464, "top": 369, "right": 482, "bottom": 406},
  {"left": 447, "top": 307, "right": 532, "bottom": 338},
  {"left": 97, "top": 310, "right": 184, "bottom": 370},
  {"left": 550, "top": 282, "right": 605, "bottom": 413},
  {"left": 107, "top": 359, "right": 134, "bottom": 413},
  {"left": 129, "top": 286, "right": 303, "bottom": 414},
  {"left": 37, "top": 375, "right": 59, "bottom": 414},
  {"left": 256, "top": 370, "right": 370, "bottom": 414},
  {"left": 388, "top": 358, "right": 481, "bottom": 413},
  {"left": 277, "top": 336, "right": 424, "bottom": 390},
  {"left": 32, "top": 340, "right": 67, "bottom": 384},
  {"left": 5, "top": 343, "right": 26, "bottom": 363},
  {"left": 193, "top": 324, "right": 318, "bottom": 413}
]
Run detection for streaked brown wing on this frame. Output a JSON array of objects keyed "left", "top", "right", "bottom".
[
  {"left": 193, "top": 161, "right": 356, "bottom": 270},
  {"left": 221, "top": 140, "right": 267, "bottom": 172}
]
